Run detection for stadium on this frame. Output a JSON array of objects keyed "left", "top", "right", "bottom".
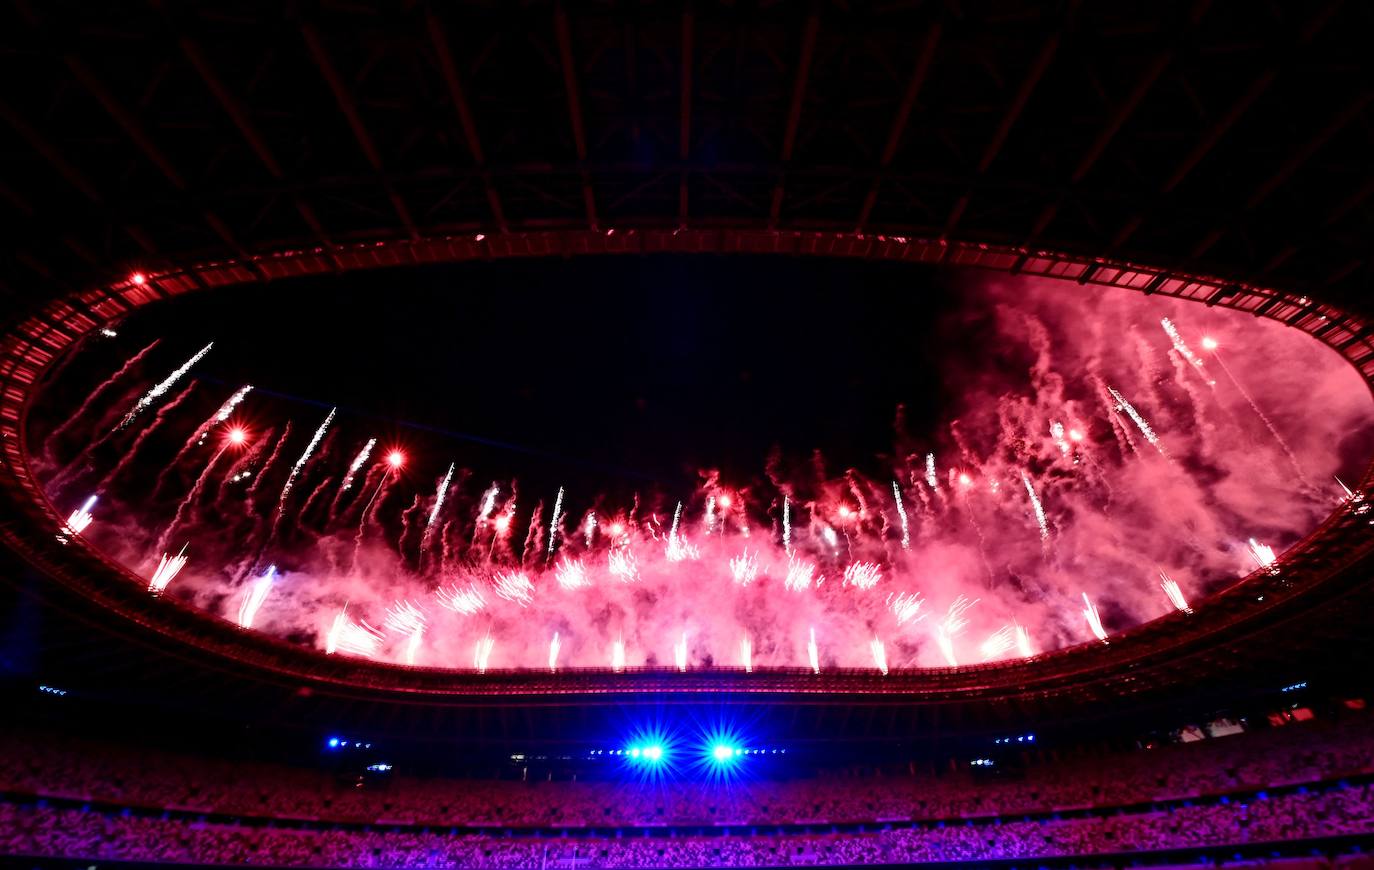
[{"left": 2, "top": 2, "right": 1374, "bottom": 868}]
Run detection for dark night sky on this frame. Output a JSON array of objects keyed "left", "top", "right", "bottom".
[{"left": 49, "top": 255, "right": 994, "bottom": 498}]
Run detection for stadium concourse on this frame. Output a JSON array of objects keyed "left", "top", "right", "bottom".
[{"left": 5, "top": 2, "right": 1374, "bottom": 870}]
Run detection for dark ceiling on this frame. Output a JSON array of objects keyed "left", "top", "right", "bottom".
[{"left": 0, "top": 0, "right": 1370, "bottom": 320}]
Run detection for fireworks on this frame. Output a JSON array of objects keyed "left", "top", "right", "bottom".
[
  {"left": 870, "top": 637, "right": 888, "bottom": 675},
  {"left": 148, "top": 545, "right": 188, "bottom": 593},
  {"left": 1161, "top": 318, "right": 1215, "bottom": 385},
  {"left": 195, "top": 385, "right": 254, "bottom": 444},
  {"left": 980, "top": 624, "right": 1017, "bottom": 660},
  {"left": 1015, "top": 624, "right": 1034, "bottom": 658},
  {"left": 1050, "top": 421, "right": 1070, "bottom": 455},
  {"left": 237, "top": 565, "right": 275, "bottom": 629},
  {"left": 339, "top": 439, "right": 376, "bottom": 492},
  {"left": 703, "top": 496, "right": 716, "bottom": 534},
  {"left": 782, "top": 496, "right": 791, "bottom": 554},
  {"left": 1082, "top": 592, "right": 1109, "bottom": 642},
  {"left": 611, "top": 638, "right": 627, "bottom": 672},
  {"left": 549, "top": 632, "right": 561, "bottom": 672},
  {"left": 1160, "top": 570, "right": 1192, "bottom": 613},
  {"left": 935, "top": 596, "right": 979, "bottom": 665},
  {"left": 807, "top": 628, "right": 820, "bottom": 674},
  {"left": 1248, "top": 538, "right": 1278, "bottom": 571},
  {"left": 476, "top": 485, "right": 499, "bottom": 522},
  {"left": 892, "top": 481, "right": 910, "bottom": 550},
  {"left": 584, "top": 511, "right": 597, "bottom": 546},
  {"left": 326, "top": 608, "right": 385, "bottom": 657},
  {"left": 934, "top": 628, "right": 958, "bottom": 667},
  {"left": 739, "top": 636, "right": 753, "bottom": 673},
  {"left": 279, "top": 408, "right": 336, "bottom": 504},
  {"left": 665, "top": 531, "right": 699, "bottom": 562},
  {"left": 423, "top": 463, "right": 455, "bottom": 545},
  {"left": 118, "top": 342, "right": 213, "bottom": 431},
  {"left": 383, "top": 600, "right": 427, "bottom": 636},
  {"left": 784, "top": 556, "right": 820, "bottom": 591},
  {"left": 887, "top": 590, "right": 925, "bottom": 625},
  {"left": 1108, "top": 386, "right": 1166, "bottom": 455},
  {"left": 674, "top": 632, "right": 688, "bottom": 672},
  {"left": 1021, "top": 471, "right": 1050, "bottom": 542},
  {"left": 554, "top": 558, "right": 591, "bottom": 590},
  {"left": 608, "top": 548, "right": 638, "bottom": 582},
  {"left": 729, "top": 550, "right": 759, "bottom": 585},
  {"left": 842, "top": 561, "right": 882, "bottom": 590},
  {"left": 64, "top": 495, "right": 97, "bottom": 535},
  {"left": 492, "top": 570, "right": 535, "bottom": 606},
  {"left": 925, "top": 453, "right": 938, "bottom": 489},
  {"left": 436, "top": 582, "right": 486, "bottom": 615},
  {"left": 474, "top": 635, "right": 495, "bottom": 672},
  {"left": 547, "top": 486, "right": 565, "bottom": 554}
]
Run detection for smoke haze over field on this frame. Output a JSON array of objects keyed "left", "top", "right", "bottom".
[{"left": 30, "top": 259, "right": 1374, "bottom": 671}]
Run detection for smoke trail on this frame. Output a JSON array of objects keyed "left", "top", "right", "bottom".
[
  {"left": 153, "top": 442, "right": 231, "bottom": 557},
  {"left": 328, "top": 438, "right": 376, "bottom": 522},
  {"left": 95, "top": 381, "right": 197, "bottom": 491},
  {"left": 1212, "top": 348, "right": 1309, "bottom": 485},
  {"left": 117, "top": 342, "right": 212, "bottom": 431},
  {"left": 46, "top": 339, "right": 159, "bottom": 450},
  {"left": 153, "top": 384, "right": 253, "bottom": 496},
  {"left": 1160, "top": 318, "right": 1215, "bottom": 386}
]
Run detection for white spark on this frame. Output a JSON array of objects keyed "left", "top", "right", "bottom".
[
  {"left": 611, "top": 638, "right": 627, "bottom": 672},
  {"left": 1161, "top": 318, "right": 1215, "bottom": 385},
  {"left": 119, "top": 342, "right": 212, "bottom": 429},
  {"left": 195, "top": 385, "right": 254, "bottom": 444},
  {"left": 425, "top": 463, "right": 455, "bottom": 531},
  {"left": 1015, "top": 624, "right": 1034, "bottom": 658},
  {"left": 280, "top": 408, "right": 335, "bottom": 504},
  {"left": 1021, "top": 471, "right": 1050, "bottom": 542},
  {"left": 237, "top": 565, "right": 275, "bottom": 629},
  {"left": 404, "top": 628, "right": 423, "bottom": 666},
  {"left": 925, "top": 453, "right": 938, "bottom": 489},
  {"left": 547, "top": 486, "right": 565, "bottom": 554},
  {"left": 739, "top": 636, "right": 753, "bottom": 673},
  {"left": 887, "top": 590, "right": 925, "bottom": 625},
  {"left": 980, "top": 624, "right": 1018, "bottom": 661},
  {"left": 935, "top": 596, "right": 979, "bottom": 663},
  {"left": 870, "top": 637, "right": 889, "bottom": 675},
  {"left": 821, "top": 524, "right": 839, "bottom": 551},
  {"left": 892, "top": 481, "right": 910, "bottom": 550},
  {"left": 148, "top": 544, "right": 188, "bottom": 593},
  {"left": 674, "top": 632, "right": 688, "bottom": 672},
  {"left": 1108, "top": 386, "right": 1166, "bottom": 455},
  {"left": 608, "top": 548, "right": 639, "bottom": 582},
  {"left": 339, "top": 439, "right": 376, "bottom": 492},
  {"left": 784, "top": 556, "right": 821, "bottom": 591},
  {"left": 584, "top": 511, "right": 597, "bottom": 546},
  {"left": 1082, "top": 592, "right": 1109, "bottom": 642},
  {"left": 555, "top": 558, "right": 591, "bottom": 590},
  {"left": 325, "top": 607, "right": 384, "bottom": 658},
  {"left": 477, "top": 485, "right": 500, "bottom": 522},
  {"left": 729, "top": 550, "right": 759, "bottom": 585},
  {"left": 549, "top": 632, "right": 561, "bottom": 672},
  {"left": 474, "top": 635, "right": 495, "bottom": 672},
  {"left": 64, "top": 495, "right": 97, "bottom": 535},
  {"left": 492, "top": 570, "right": 534, "bottom": 606},
  {"left": 807, "top": 628, "right": 820, "bottom": 674},
  {"left": 1248, "top": 538, "right": 1278, "bottom": 571},
  {"left": 1160, "top": 570, "right": 1192, "bottom": 613},
  {"left": 1050, "top": 421, "right": 1070, "bottom": 455},
  {"left": 383, "top": 600, "right": 427, "bottom": 636},
  {"left": 665, "top": 532, "right": 699, "bottom": 562},
  {"left": 934, "top": 627, "right": 958, "bottom": 667},
  {"left": 782, "top": 496, "right": 792, "bottom": 554},
  {"left": 842, "top": 561, "right": 882, "bottom": 590},
  {"left": 436, "top": 582, "right": 486, "bottom": 615},
  {"left": 704, "top": 496, "right": 716, "bottom": 534}
]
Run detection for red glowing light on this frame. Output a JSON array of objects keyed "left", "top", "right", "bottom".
[
  {"left": 837, "top": 505, "right": 853, "bottom": 520},
  {"left": 227, "top": 427, "right": 247, "bottom": 445},
  {"left": 957, "top": 473, "right": 973, "bottom": 488},
  {"left": 718, "top": 494, "right": 732, "bottom": 509},
  {"left": 494, "top": 515, "right": 512, "bottom": 533},
  {"left": 386, "top": 451, "right": 405, "bottom": 468},
  {"left": 130, "top": 272, "right": 146, "bottom": 286},
  {"left": 1201, "top": 336, "right": 1219, "bottom": 351},
  {"left": 609, "top": 522, "right": 625, "bottom": 536},
  {"left": 1068, "top": 429, "right": 1085, "bottom": 442}
]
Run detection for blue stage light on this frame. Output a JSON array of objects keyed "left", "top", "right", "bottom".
[
  {"left": 643, "top": 745, "right": 663, "bottom": 761},
  {"left": 712, "top": 744, "right": 736, "bottom": 762},
  {"left": 327, "top": 737, "right": 340, "bottom": 748}
]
